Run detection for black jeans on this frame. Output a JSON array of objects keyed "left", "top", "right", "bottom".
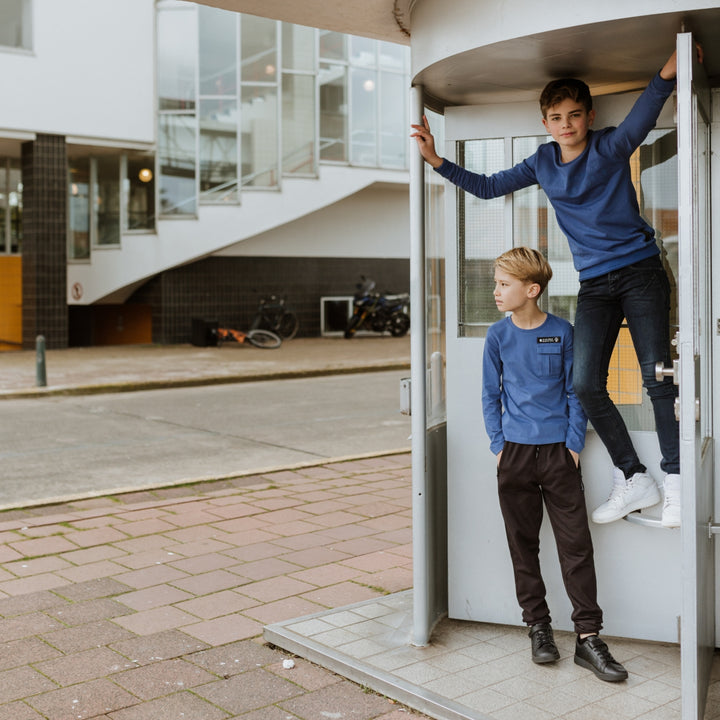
[
  {"left": 573, "top": 255, "right": 680, "bottom": 476},
  {"left": 497, "top": 441, "right": 603, "bottom": 634}
]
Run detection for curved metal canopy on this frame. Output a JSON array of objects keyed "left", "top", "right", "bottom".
[{"left": 188, "top": 1, "right": 719, "bottom": 109}]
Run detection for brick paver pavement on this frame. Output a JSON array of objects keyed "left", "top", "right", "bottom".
[{"left": 0, "top": 452, "right": 431, "bottom": 719}]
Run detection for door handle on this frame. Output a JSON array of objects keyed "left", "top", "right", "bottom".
[{"left": 655, "top": 359, "right": 680, "bottom": 384}]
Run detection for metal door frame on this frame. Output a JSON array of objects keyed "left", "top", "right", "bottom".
[{"left": 676, "top": 31, "right": 715, "bottom": 720}]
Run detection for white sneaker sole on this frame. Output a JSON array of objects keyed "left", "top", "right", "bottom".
[{"left": 592, "top": 486, "right": 661, "bottom": 524}]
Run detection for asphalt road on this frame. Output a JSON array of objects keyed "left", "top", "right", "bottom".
[{"left": 1, "top": 370, "right": 411, "bottom": 509}]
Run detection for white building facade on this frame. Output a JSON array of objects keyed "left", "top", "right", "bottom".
[{"left": 0, "top": 0, "right": 411, "bottom": 349}]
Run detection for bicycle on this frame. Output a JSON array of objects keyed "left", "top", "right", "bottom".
[
  {"left": 251, "top": 294, "right": 299, "bottom": 340},
  {"left": 212, "top": 326, "right": 282, "bottom": 349}
]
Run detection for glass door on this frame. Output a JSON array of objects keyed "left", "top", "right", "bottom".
[{"left": 675, "top": 31, "right": 714, "bottom": 720}]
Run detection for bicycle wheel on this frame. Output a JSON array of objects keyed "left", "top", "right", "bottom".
[
  {"left": 247, "top": 329, "right": 282, "bottom": 349},
  {"left": 277, "top": 312, "right": 299, "bottom": 340}
]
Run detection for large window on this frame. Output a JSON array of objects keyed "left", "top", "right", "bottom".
[
  {"left": 199, "top": 5, "right": 238, "bottom": 202},
  {"left": 68, "top": 159, "right": 90, "bottom": 260},
  {"left": 282, "top": 24, "right": 316, "bottom": 176},
  {"left": 456, "top": 128, "right": 678, "bottom": 429},
  {"left": 457, "top": 139, "right": 506, "bottom": 336},
  {"left": 125, "top": 154, "right": 156, "bottom": 231},
  {"left": 68, "top": 153, "right": 156, "bottom": 260},
  {"left": 241, "top": 15, "right": 279, "bottom": 188},
  {"left": 95, "top": 157, "right": 121, "bottom": 246},
  {"left": 158, "top": 4, "right": 197, "bottom": 215},
  {"left": 156, "top": 7, "right": 411, "bottom": 210},
  {"left": 319, "top": 62, "right": 347, "bottom": 162},
  {"left": 0, "top": 160, "right": 22, "bottom": 254},
  {"left": 0, "top": 0, "right": 31, "bottom": 51}
]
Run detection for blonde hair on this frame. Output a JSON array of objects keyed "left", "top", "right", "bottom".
[{"left": 494, "top": 247, "right": 553, "bottom": 295}]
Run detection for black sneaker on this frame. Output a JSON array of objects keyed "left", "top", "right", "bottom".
[
  {"left": 574, "top": 635, "right": 628, "bottom": 682},
  {"left": 528, "top": 623, "right": 560, "bottom": 664}
]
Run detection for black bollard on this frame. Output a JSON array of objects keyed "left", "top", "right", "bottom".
[{"left": 36, "top": 335, "right": 47, "bottom": 387}]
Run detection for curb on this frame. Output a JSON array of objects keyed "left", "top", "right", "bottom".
[
  {"left": 0, "top": 447, "right": 412, "bottom": 515},
  {"left": 0, "top": 362, "right": 411, "bottom": 400}
]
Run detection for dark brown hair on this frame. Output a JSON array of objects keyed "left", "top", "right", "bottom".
[{"left": 539, "top": 78, "right": 592, "bottom": 117}]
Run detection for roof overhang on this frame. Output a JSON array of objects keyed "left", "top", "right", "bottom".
[{"left": 188, "top": 0, "right": 412, "bottom": 44}]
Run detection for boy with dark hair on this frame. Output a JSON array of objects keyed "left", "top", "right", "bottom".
[
  {"left": 484, "top": 247, "right": 626, "bottom": 682},
  {"left": 412, "top": 51, "right": 685, "bottom": 527}
]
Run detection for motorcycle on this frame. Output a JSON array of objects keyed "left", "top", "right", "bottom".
[{"left": 344, "top": 276, "right": 410, "bottom": 338}]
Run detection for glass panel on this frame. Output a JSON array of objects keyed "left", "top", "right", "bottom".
[
  {"left": 241, "top": 85, "right": 278, "bottom": 187},
  {"left": 457, "top": 139, "right": 506, "bottom": 337},
  {"left": 200, "top": 98, "right": 238, "bottom": 201},
  {"left": 350, "top": 67, "right": 377, "bottom": 165},
  {"left": 282, "top": 74, "right": 315, "bottom": 175},
  {"left": 157, "top": 8, "right": 197, "bottom": 111},
  {"left": 241, "top": 15, "right": 277, "bottom": 83},
  {"left": 126, "top": 155, "right": 156, "bottom": 230},
  {"left": 639, "top": 129, "right": 678, "bottom": 292},
  {"left": 198, "top": 5, "right": 237, "bottom": 96},
  {"left": 68, "top": 159, "right": 90, "bottom": 260},
  {"left": 319, "top": 62, "right": 347, "bottom": 162},
  {"left": 159, "top": 114, "right": 197, "bottom": 215},
  {"left": 95, "top": 156, "right": 120, "bottom": 246},
  {"left": 615, "top": 127, "right": 678, "bottom": 430},
  {"left": 0, "top": 0, "right": 30, "bottom": 50},
  {"left": 379, "top": 71, "right": 405, "bottom": 168},
  {"left": 512, "top": 135, "right": 577, "bottom": 322},
  {"left": 425, "top": 109, "right": 446, "bottom": 425},
  {"left": 379, "top": 42, "right": 406, "bottom": 71},
  {"left": 319, "top": 30, "right": 346, "bottom": 60},
  {"left": 282, "top": 23, "right": 315, "bottom": 72},
  {"left": 9, "top": 163, "right": 21, "bottom": 253},
  {"left": 350, "top": 36, "right": 376, "bottom": 67}
]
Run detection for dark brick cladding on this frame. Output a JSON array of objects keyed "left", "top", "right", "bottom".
[
  {"left": 129, "top": 256, "right": 410, "bottom": 344},
  {"left": 21, "top": 134, "right": 68, "bottom": 349}
]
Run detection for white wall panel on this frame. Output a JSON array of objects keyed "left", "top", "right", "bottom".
[
  {"left": 216, "top": 186, "right": 409, "bottom": 258},
  {"left": 1, "top": 0, "right": 154, "bottom": 143}
]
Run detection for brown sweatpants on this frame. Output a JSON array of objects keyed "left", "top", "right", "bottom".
[{"left": 497, "top": 441, "right": 603, "bottom": 634}]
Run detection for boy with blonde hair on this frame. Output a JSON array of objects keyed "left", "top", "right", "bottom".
[{"left": 483, "top": 247, "right": 626, "bottom": 682}]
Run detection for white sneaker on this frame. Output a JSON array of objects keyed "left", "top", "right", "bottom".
[
  {"left": 592, "top": 471, "right": 661, "bottom": 524},
  {"left": 661, "top": 473, "right": 681, "bottom": 528}
]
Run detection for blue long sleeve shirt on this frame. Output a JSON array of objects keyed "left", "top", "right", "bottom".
[
  {"left": 482, "top": 313, "right": 587, "bottom": 455},
  {"left": 436, "top": 72, "right": 676, "bottom": 280}
]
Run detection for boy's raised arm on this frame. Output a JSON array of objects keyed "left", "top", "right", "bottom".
[
  {"left": 410, "top": 115, "right": 444, "bottom": 168},
  {"left": 660, "top": 43, "right": 703, "bottom": 80},
  {"left": 660, "top": 51, "right": 677, "bottom": 81}
]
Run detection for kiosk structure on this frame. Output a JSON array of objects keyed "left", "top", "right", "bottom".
[{"left": 404, "top": 9, "right": 718, "bottom": 719}]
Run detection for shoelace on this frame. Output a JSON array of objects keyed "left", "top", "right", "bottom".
[
  {"left": 605, "top": 482, "right": 628, "bottom": 506},
  {"left": 584, "top": 636, "right": 613, "bottom": 662},
  {"left": 533, "top": 627, "right": 554, "bottom": 647}
]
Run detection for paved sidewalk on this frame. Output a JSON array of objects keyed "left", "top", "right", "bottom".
[
  {"left": 0, "top": 452, "right": 429, "bottom": 719},
  {"left": 0, "top": 337, "right": 411, "bottom": 398}
]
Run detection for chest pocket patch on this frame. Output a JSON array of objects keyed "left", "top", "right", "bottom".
[{"left": 536, "top": 340, "right": 562, "bottom": 377}]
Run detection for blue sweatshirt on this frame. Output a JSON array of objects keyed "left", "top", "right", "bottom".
[
  {"left": 482, "top": 313, "right": 587, "bottom": 455},
  {"left": 436, "top": 72, "right": 676, "bottom": 280}
]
